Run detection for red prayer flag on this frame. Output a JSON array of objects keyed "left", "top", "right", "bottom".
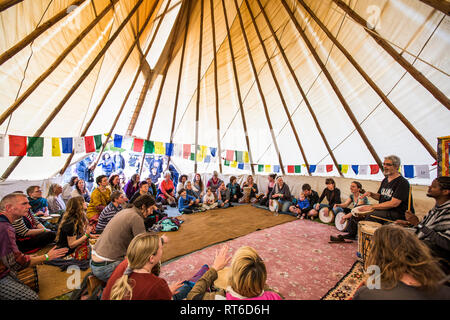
[
  {"left": 84, "top": 136, "right": 95, "bottom": 153},
  {"left": 133, "top": 138, "right": 144, "bottom": 152},
  {"left": 326, "top": 164, "right": 333, "bottom": 172},
  {"left": 287, "top": 165, "right": 295, "bottom": 173},
  {"left": 183, "top": 144, "right": 191, "bottom": 159},
  {"left": 226, "top": 150, "right": 234, "bottom": 161},
  {"left": 9, "top": 135, "right": 27, "bottom": 156},
  {"left": 370, "top": 165, "right": 379, "bottom": 174}
]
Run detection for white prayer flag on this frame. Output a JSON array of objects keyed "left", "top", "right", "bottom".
[
  {"left": 359, "top": 165, "right": 369, "bottom": 175},
  {"left": 122, "top": 135, "right": 134, "bottom": 150},
  {"left": 0, "top": 134, "right": 6, "bottom": 157},
  {"left": 73, "top": 137, "right": 85, "bottom": 154},
  {"left": 316, "top": 165, "right": 325, "bottom": 173},
  {"left": 415, "top": 165, "right": 430, "bottom": 179}
]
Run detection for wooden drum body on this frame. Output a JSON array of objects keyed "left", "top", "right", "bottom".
[{"left": 357, "top": 221, "right": 381, "bottom": 269}]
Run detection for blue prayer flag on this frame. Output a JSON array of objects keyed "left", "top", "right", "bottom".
[
  {"left": 165, "top": 143, "right": 174, "bottom": 156},
  {"left": 204, "top": 155, "right": 211, "bottom": 163},
  {"left": 238, "top": 162, "right": 244, "bottom": 170},
  {"left": 114, "top": 134, "right": 123, "bottom": 148},
  {"left": 352, "top": 165, "right": 359, "bottom": 175},
  {"left": 61, "top": 138, "right": 73, "bottom": 154},
  {"left": 309, "top": 165, "right": 316, "bottom": 173},
  {"left": 210, "top": 147, "right": 217, "bottom": 157},
  {"left": 404, "top": 165, "right": 414, "bottom": 178},
  {"left": 273, "top": 165, "right": 280, "bottom": 173}
]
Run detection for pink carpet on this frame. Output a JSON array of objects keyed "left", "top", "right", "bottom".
[{"left": 160, "top": 219, "right": 358, "bottom": 300}]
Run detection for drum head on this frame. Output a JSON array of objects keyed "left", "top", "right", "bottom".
[
  {"left": 50, "top": 214, "right": 60, "bottom": 218},
  {"left": 335, "top": 212, "right": 348, "bottom": 231},
  {"left": 351, "top": 206, "right": 374, "bottom": 217},
  {"left": 359, "top": 221, "right": 382, "bottom": 234},
  {"left": 269, "top": 200, "right": 279, "bottom": 212},
  {"left": 319, "top": 207, "right": 334, "bottom": 223}
]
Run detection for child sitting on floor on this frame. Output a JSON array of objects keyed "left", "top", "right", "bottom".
[
  {"left": 202, "top": 187, "right": 218, "bottom": 210},
  {"left": 289, "top": 192, "right": 310, "bottom": 219},
  {"left": 178, "top": 189, "right": 200, "bottom": 214}
]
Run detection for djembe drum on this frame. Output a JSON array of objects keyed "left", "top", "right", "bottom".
[
  {"left": 334, "top": 212, "right": 348, "bottom": 231},
  {"left": 319, "top": 207, "right": 334, "bottom": 224},
  {"left": 357, "top": 221, "right": 381, "bottom": 269}
]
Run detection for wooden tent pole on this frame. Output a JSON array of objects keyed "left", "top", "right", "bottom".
[
  {"left": 194, "top": 0, "right": 205, "bottom": 174},
  {"left": 233, "top": 0, "right": 285, "bottom": 175},
  {"left": 332, "top": 0, "right": 450, "bottom": 110},
  {"left": 419, "top": 0, "right": 450, "bottom": 16},
  {"left": 167, "top": 0, "right": 193, "bottom": 169},
  {"left": 255, "top": 0, "right": 342, "bottom": 177},
  {"left": 221, "top": 0, "right": 255, "bottom": 175},
  {"left": 138, "top": 0, "right": 187, "bottom": 177},
  {"left": 1, "top": 0, "right": 145, "bottom": 180},
  {"left": 0, "top": 0, "right": 88, "bottom": 66},
  {"left": 58, "top": 0, "right": 160, "bottom": 176},
  {"left": 298, "top": 0, "right": 437, "bottom": 160},
  {"left": 127, "top": 0, "right": 173, "bottom": 136},
  {"left": 281, "top": 0, "right": 383, "bottom": 169},
  {"left": 0, "top": 0, "right": 119, "bottom": 126},
  {"left": 210, "top": 0, "right": 223, "bottom": 174},
  {"left": 0, "top": 0, "right": 24, "bottom": 13},
  {"left": 245, "top": 0, "right": 313, "bottom": 176}
]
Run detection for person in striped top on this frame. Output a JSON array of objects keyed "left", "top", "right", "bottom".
[
  {"left": 96, "top": 191, "right": 128, "bottom": 234},
  {"left": 401, "top": 176, "right": 450, "bottom": 274},
  {"left": 12, "top": 209, "right": 56, "bottom": 253}
]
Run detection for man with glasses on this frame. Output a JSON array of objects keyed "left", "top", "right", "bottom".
[{"left": 331, "top": 155, "right": 412, "bottom": 242}]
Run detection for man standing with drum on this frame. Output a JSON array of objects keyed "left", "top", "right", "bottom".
[{"left": 331, "top": 155, "right": 412, "bottom": 242}]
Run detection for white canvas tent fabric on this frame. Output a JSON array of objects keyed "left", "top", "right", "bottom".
[{"left": 0, "top": 0, "right": 448, "bottom": 184}]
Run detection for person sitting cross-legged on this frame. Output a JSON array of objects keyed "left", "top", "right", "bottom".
[
  {"left": 288, "top": 191, "right": 310, "bottom": 219},
  {"left": 90, "top": 195, "right": 158, "bottom": 282},
  {"left": 353, "top": 224, "right": 450, "bottom": 300},
  {"left": 227, "top": 176, "right": 243, "bottom": 204},
  {"left": 202, "top": 187, "right": 218, "bottom": 210},
  {"left": 217, "top": 182, "right": 231, "bottom": 209},
  {"left": 178, "top": 189, "right": 201, "bottom": 214},
  {"left": 86, "top": 175, "right": 111, "bottom": 227},
  {"left": 96, "top": 191, "right": 128, "bottom": 234},
  {"left": 311, "top": 178, "right": 341, "bottom": 220},
  {"left": 27, "top": 186, "right": 50, "bottom": 217},
  {"left": 334, "top": 181, "right": 369, "bottom": 225},
  {"left": 46, "top": 183, "right": 66, "bottom": 215},
  {"left": 268, "top": 177, "right": 292, "bottom": 214}
]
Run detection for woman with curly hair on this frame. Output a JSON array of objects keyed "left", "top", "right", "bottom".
[
  {"left": 55, "top": 197, "right": 97, "bottom": 259},
  {"left": 353, "top": 224, "right": 450, "bottom": 299}
]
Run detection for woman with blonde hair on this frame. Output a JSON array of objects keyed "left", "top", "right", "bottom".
[
  {"left": 353, "top": 224, "right": 450, "bottom": 299},
  {"left": 187, "top": 245, "right": 282, "bottom": 300},
  {"left": 102, "top": 232, "right": 182, "bottom": 300}
]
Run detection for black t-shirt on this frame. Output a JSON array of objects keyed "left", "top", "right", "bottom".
[
  {"left": 377, "top": 175, "right": 413, "bottom": 217},
  {"left": 353, "top": 282, "right": 450, "bottom": 300},
  {"left": 56, "top": 220, "right": 82, "bottom": 255}
]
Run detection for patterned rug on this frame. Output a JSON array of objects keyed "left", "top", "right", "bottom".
[
  {"left": 321, "top": 260, "right": 367, "bottom": 300},
  {"left": 161, "top": 219, "right": 359, "bottom": 299}
]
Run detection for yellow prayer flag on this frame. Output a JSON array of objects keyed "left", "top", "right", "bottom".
[
  {"left": 231, "top": 161, "right": 237, "bottom": 168},
  {"left": 200, "top": 145, "right": 207, "bottom": 158},
  {"left": 244, "top": 151, "right": 249, "bottom": 163},
  {"left": 52, "top": 138, "right": 61, "bottom": 156},
  {"left": 155, "top": 142, "right": 164, "bottom": 155},
  {"left": 265, "top": 165, "right": 271, "bottom": 172},
  {"left": 342, "top": 164, "right": 349, "bottom": 174}
]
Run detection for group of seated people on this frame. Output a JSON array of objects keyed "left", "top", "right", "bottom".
[{"left": 0, "top": 154, "right": 448, "bottom": 300}]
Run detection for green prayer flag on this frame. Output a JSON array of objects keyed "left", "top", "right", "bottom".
[
  {"left": 94, "top": 135, "right": 102, "bottom": 149},
  {"left": 258, "top": 164, "right": 264, "bottom": 172},
  {"left": 190, "top": 153, "right": 195, "bottom": 161},
  {"left": 295, "top": 165, "right": 301, "bottom": 173},
  {"left": 235, "top": 151, "right": 243, "bottom": 162},
  {"left": 144, "top": 140, "right": 155, "bottom": 153},
  {"left": 27, "top": 137, "right": 44, "bottom": 157},
  {"left": 224, "top": 160, "right": 230, "bottom": 166}
]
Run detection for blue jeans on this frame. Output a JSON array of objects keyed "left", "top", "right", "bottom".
[
  {"left": 217, "top": 200, "right": 230, "bottom": 208},
  {"left": 90, "top": 260, "right": 121, "bottom": 283}
]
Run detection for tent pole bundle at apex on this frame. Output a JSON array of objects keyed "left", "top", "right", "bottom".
[{"left": 0, "top": 0, "right": 449, "bottom": 182}]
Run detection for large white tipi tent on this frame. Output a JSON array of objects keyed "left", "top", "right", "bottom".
[{"left": 0, "top": 0, "right": 449, "bottom": 187}]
